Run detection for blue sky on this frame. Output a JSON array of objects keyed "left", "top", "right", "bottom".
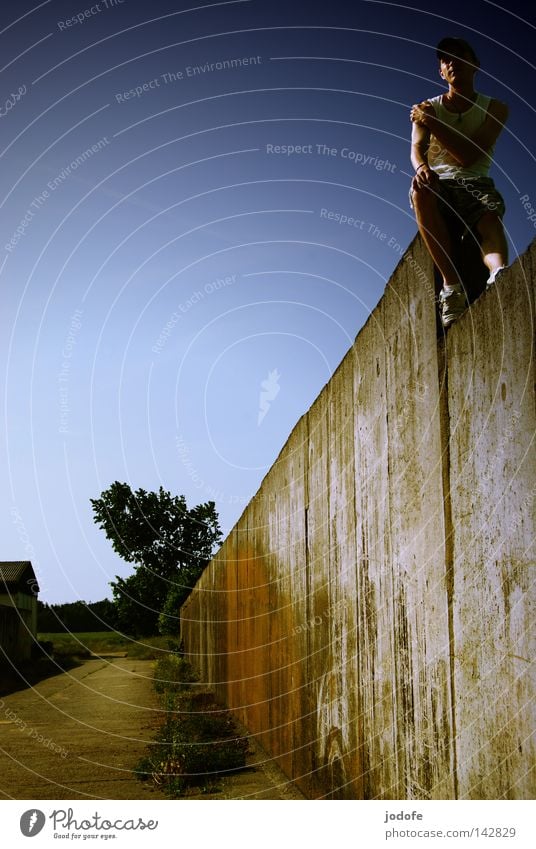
[{"left": 1, "top": 0, "right": 534, "bottom": 603}]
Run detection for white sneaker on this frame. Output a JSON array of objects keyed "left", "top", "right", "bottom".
[{"left": 486, "top": 265, "right": 507, "bottom": 289}]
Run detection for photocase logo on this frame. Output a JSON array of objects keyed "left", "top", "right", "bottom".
[
  {"left": 257, "top": 368, "right": 281, "bottom": 426},
  {"left": 20, "top": 809, "right": 46, "bottom": 837}
]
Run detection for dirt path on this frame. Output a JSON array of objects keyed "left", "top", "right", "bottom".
[
  {"left": 0, "top": 658, "right": 304, "bottom": 800},
  {"left": 0, "top": 658, "right": 162, "bottom": 799}
]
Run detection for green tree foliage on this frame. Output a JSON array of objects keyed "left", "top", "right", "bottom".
[
  {"left": 37, "top": 598, "right": 117, "bottom": 633},
  {"left": 90, "top": 482, "right": 222, "bottom": 636}
]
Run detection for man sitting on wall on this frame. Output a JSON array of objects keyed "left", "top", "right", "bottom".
[{"left": 409, "top": 37, "right": 508, "bottom": 327}]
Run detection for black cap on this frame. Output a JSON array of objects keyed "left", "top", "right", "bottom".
[{"left": 436, "top": 37, "right": 479, "bottom": 65}]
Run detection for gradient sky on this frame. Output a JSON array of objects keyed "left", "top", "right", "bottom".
[{"left": 1, "top": 0, "right": 534, "bottom": 604}]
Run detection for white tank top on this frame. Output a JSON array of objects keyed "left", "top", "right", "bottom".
[{"left": 426, "top": 92, "right": 494, "bottom": 179}]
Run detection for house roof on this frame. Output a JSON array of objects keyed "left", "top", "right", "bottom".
[{"left": 0, "top": 561, "right": 39, "bottom": 594}]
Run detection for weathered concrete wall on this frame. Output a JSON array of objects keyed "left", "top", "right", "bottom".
[
  {"left": 446, "top": 244, "right": 535, "bottom": 799},
  {"left": 181, "top": 235, "right": 535, "bottom": 799}
]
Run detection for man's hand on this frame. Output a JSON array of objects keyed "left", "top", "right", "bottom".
[
  {"left": 410, "top": 100, "right": 435, "bottom": 126},
  {"left": 411, "top": 163, "right": 439, "bottom": 192}
]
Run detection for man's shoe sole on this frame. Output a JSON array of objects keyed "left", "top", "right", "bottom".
[{"left": 439, "top": 289, "right": 467, "bottom": 328}]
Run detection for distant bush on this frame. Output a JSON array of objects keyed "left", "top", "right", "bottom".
[{"left": 32, "top": 639, "right": 53, "bottom": 659}]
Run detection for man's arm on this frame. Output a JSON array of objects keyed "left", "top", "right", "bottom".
[
  {"left": 410, "top": 119, "right": 439, "bottom": 187},
  {"left": 412, "top": 98, "right": 508, "bottom": 167},
  {"left": 411, "top": 120, "right": 430, "bottom": 171}
]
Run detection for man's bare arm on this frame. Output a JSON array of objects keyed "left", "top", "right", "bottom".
[
  {"left": 410, "top": 120, "right": 439, "bottom": 187},
  {"left": 412, "top": 98, "right": 508, "bottom": 167},
  {"left": 410, "top": 120, "right": 430, "bottom": 171}
]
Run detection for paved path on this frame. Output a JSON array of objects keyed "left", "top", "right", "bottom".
[
  {"left": 0, "top": 659, "right": 304, "bottom": 800},
  {"left": 0, "top": 658, "right": 162, "bottom": 799}
]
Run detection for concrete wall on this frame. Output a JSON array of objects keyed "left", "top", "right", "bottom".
[{"left": 181, "top": 235, "right": 535, "bottom": 799}]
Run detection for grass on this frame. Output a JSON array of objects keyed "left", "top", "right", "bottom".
[
  {"left": 37, "top": 631, "right": 175, "bottom": 660},
  {"left": 0, "top": 630, "right": 179, "bottom": 699},
  {"left": 135, "top": 654, "right": 250, "bottom": 797},
  {"left": 0, "top": 632, "right": 151, "bottom": 697}
]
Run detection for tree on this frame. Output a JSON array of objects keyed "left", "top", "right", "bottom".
[
  {"left": 90, "top": 482, "right": 222, "bottom": 636},
  {"left": 38, "top": 599, "right": 117, "bottom": 633}
]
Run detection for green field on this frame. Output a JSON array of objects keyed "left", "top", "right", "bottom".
[{"left": 38, "top": 631, "right": 175, "bottom": 660}]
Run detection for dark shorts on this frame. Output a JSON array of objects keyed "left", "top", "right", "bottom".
[{"left": 409, "top": 176, "right": 506, "bottom": 231}]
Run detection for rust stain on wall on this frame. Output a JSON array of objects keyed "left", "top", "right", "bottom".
[{"left": 181, "top": 236, "right": 536, "bottom": 800}]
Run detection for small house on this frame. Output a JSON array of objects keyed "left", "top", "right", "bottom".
[{"left": 0, "top": 561, "right": 40, "bottom": 664}]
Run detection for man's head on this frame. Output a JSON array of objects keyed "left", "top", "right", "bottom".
[
  {"left": 437, "top": 37, "right": 479, "bottom": 68},
  {"left": 436, "top": 38, "right": 479, "bottom": 86}
]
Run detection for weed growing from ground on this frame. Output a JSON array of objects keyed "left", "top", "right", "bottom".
[{"left": 135, "top": 655, "right": 249, "bottom": 796}]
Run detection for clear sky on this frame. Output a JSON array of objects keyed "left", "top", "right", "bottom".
[{"left": 1, "top": 0, "right": 534, "bottom": 604}]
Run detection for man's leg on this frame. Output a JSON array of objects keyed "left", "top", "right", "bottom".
[
  {"left": 411, "top": 182, "right": 461, "bottom": 287},
  {"left": 475, "top": 212, "right": 508, "bottom": 276},
  {"left": 411, "top": 180, "right": 468, "bottom": 327}
]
